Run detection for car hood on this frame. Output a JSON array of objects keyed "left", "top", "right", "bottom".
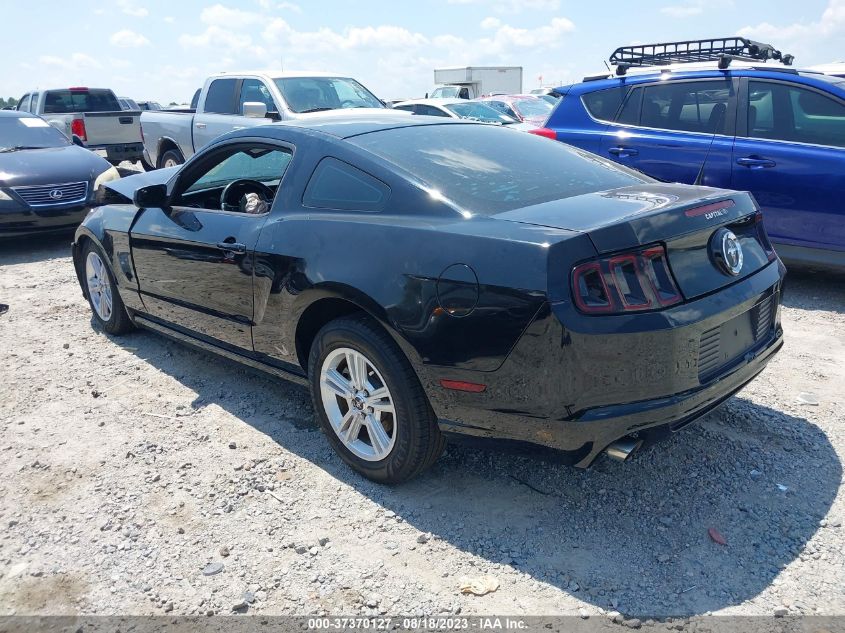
[
  {"left": 101, "top": 166, "right": 178, "bottom": 201},
  {"left": 0, "top": 145, "right": 111, "bottom": 188}
]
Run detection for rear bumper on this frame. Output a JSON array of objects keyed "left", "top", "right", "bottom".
[
  {"left": 89, "top": 142, "right": 144, "bottom": 163},
  {"left": 425, "top": 260, "right": 786, "bottom": 466}
]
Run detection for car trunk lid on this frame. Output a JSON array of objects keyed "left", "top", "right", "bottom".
[{"left": 494, "top": 183, "right": 775, "bottom": 300}]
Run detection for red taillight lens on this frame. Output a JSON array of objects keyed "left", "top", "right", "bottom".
[
  {"left": 572, "top": 245, "right": 682, "bottom": 315},
  {"left": 71, "top": 119, "right": 87, "bottom": 142},
  {"left": 528, "top": 127, "right": 556, "bottom": 140}
]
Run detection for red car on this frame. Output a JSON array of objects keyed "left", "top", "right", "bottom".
[{"left": 475, "top": 94, "right": 554, "bottom": 127}]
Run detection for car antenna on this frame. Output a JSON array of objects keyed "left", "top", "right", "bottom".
[{"left": 693, "top": 104, "right": 727, "bottom": 186}]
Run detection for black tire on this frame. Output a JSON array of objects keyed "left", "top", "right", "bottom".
[
  {"left": 308, "top": 315, "right": 445, "bottom": 484},
  {"left": 158, "top": 149, "right": 184, "bottom": 169},
  {"left": 81, "top": 241, "right": 134, "bottom": 335}
]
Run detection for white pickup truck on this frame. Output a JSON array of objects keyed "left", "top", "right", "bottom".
[
  {"left": 140, "top": 71, "right": 392, "bottom": 168},
  {"left": 16, "top": 87, "right": 144, "bottom": 165}
]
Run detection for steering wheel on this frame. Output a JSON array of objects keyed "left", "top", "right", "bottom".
[{"left": 220, "top": 179, "right": 274, "bottom": 212}]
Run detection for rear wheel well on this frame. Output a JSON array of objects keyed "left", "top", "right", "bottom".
[
  {"left": 74, "top": 235, "right": 93, "bottom": 297},
  {"left": 157, "top": 139, "right": 182, "bottom": 167},
  {"left": 295, "top": 298, "right": 371, "bottom": 372}
]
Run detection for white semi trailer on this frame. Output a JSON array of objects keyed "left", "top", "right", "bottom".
[{"left": 429, "top": 66, "right": 523, "bottom": 99}]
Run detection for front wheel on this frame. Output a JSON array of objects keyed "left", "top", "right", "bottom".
[
  {"left": 82, "top": 242, "right": 134, "bottom": 335},
  {"left": 308, "top": 315, "right": 444, "bottom": 484}
]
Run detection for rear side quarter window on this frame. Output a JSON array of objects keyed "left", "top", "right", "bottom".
[
  {"left": 581, "top": 87, "right": 626, "bottom": 122},
  {"left": 303, "top": 157, "right": 390, "bottom": 212}
]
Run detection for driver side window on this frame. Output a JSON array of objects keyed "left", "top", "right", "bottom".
[{"left": 174, "top": 144, "right": 293, "bottom": 213}]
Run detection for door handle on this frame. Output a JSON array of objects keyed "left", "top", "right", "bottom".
[
  {"left": 736, "top": 156, "right": 776, "bottom": 168},
  {"left": 195, "top": 122, "right": 207, "bottom": 129},
  {"left": 216, "top": 240, "right": 246, "bottom": 254},
  {"left": 608, "top": 146, "right": 639, "bottom": 157}
]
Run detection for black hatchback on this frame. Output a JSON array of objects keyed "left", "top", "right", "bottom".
[{"left": 0, "top": 111, "right": 117, "bottom": 238}]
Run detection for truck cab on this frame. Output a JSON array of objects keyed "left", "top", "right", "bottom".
[{"left": 430, "top": 85, "right": 473, "bottom": 99}]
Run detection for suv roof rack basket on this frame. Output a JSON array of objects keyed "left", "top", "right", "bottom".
[{"left": 609, "top": 37, "right": 794, "bottom": 76}]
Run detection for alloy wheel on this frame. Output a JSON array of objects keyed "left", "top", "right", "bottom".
[
  {"left": 319, "top": 347, "right": 397, "bottom": 461},
  {"left": 85, "top": 251, "right": 113, "bottom": 322}
]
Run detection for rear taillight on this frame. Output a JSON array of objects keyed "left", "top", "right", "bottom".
[
  {"left": 71, "top": 119, "right": 87, "bottom": 142},
  {"left": 528, "top": 127, "right": 556, "bottom": 140},
  {"left": 572, "top": 245, "right": 682, "bottom": 315}
]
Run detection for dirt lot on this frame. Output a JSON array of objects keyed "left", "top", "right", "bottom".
[{"left": 1, "top": 235, "right": 843, "bottom": 624}]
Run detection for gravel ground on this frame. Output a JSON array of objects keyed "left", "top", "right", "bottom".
[{"left": 0, "top": 234, "right": 843, "bottom": 624}]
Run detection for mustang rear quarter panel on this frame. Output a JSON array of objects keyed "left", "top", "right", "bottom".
[{"left": 250, "top": 214, "right": 578, "bottom": 374}]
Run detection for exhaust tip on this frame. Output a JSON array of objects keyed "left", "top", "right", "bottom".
[{"left": 604, "top": 437, "right": 643, "bottom": 462}]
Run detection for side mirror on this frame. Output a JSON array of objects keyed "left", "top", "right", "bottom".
[
  {"left": 243, "top": 102, "right": 268, "bottom": 118},
  {"left": 134, "top": 183, "right": 168, "bottom": 209}
]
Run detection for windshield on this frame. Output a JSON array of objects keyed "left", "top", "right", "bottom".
[
  {"left": 512, "top": 98, "right": 554, "bottom": 118},
  {"left": 0, "top": 116, "right": 70, "bottom": 150},
  {"left": 444, "top": 102, "right": 518, "bottom": 124},
  {"left": 350, "top": 123, "right": 648, "bottom": 215},
  {"left": 274, "top": 77, "right": 383, "bottom": 113},
  {"left": 43, "top": 89, "right": 121, "bottom": 113}
]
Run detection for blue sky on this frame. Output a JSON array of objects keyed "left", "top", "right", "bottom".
[{"left": 1, "top": 0, "right": 842, "bottom": 103}]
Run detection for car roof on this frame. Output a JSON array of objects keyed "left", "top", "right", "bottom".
[
  {"left": 226, "top": 112, "right": 465, "bottom": 141},
  {"left": 210, "top": 70, "right": 348, "bottom": 80},
  {"left": 394, "top": 98, "right": 464, "bottom": 107},
  {"left": 570, "top": 65, "right": 845, "bottom": 93}
]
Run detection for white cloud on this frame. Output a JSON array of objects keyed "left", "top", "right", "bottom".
[
  {"left": 478, "top": 17, "right": 574, "bottom": 54},
  {"left": 117, "top": 0, "right": 148, "bottom": 17},
  {"left": 448, "top": 0, "right": 559, "bottom": 13},
  {"left": 39, "top": 52, "right": 102, "bottom": 70},
  {"left": 201, "top": 3, "right": 263, "bottom": 28},
  {"left": 660, "top": 5, "right": 702, "bottom": 17},
  {"left": 738, "top": 0, "right": 845, "bottom": 65},
  {"left": 110, "top": 29, "right": 151, "bottom": 48},
  {"left": 164, "top": 16, "right": 175, "bottom": 23},
  {"left": 480, "top": 16, "right": 501, "bottom": 29}
]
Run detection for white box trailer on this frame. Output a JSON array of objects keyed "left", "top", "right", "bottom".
[{"left": 430, "top": 66, "right": 523, "bottom": 99}]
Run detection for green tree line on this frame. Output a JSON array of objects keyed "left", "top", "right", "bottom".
[{"left": 0, "top": 97, "right": 19, "bottom": 109}]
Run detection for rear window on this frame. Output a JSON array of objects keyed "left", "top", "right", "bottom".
[
  {"left": 349, "top": 123, "right": 648, "bottom": 215},
  {"left": 303, "top": 157, "right": 390, "bottom": 212},
  {"left": 43, "top": 89, "right": 121, "bottom": 113}
]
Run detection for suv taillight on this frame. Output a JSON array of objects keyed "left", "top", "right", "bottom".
[
  {"left": 528, "top": 127, "right": 556, "bottom": 140},
  {"left": 572, "top": 245, "right": 682, "bottom": 315},
  {"left": 71, "top": 119, "right": 87, "bottom": 142}
]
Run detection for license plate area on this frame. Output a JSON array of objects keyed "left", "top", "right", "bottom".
[{"left": 698, "top": 293, "right": 775, "bottom": 381}]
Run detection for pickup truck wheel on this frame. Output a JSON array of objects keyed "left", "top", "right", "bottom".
[
  {"left": 308, "top": 315, "right": 444, "bottom": 484},
  {"left": 159, "top": 150, "right": 183, "bottom": 169},
  {"left": 83, "top": 242, "right": 134, "bottom": 336}
]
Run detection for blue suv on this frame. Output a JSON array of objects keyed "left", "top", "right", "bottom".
[{"left": 540, "top": 39, "right": 845, "bottom": 269}]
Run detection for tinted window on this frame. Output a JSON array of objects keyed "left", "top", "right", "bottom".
[
  {"left": 238, "top": 79, "right": 277, "bottom": 115},
  {"left": 582, "top": 87, "right": 626, "bottom": 121},
  {"left": 616, "top": 87, "right": 642, "bottom": 125},
  {"left": 640, "top": 80, "right": 731, "bottom": 134},
  {"left": 274, "top": 77, "right": 382, "bottom": 113},
  {"left": 303, "top": 157, "right": 390, "bottom": 212},
  {"left": 415, "top": 105, "right": 450, "bottom": 117},
  {"left": 0, "top": 116, "right": 71, "bottom": 150},
  {"left": 17, "top": 94, "right": 31, "bottom": 112},
  {"left": 184, "top": 146, "right": 292, "bottom": 195},
  {"left": 748, "top": 81, "right": 845, "bottom": 148},
  {"left": 349, "top": 124, "right": 648, "bottom": 215},
  {"left": 203, "top": 79, "right": 238, "bottom": 114},
  {"left": 43, "top": 89, "right": 121, "bottom": 113}
]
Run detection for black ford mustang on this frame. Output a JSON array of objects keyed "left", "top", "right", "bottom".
[{"left": 72, "top": 114, "right": 785, "bottom": 483}]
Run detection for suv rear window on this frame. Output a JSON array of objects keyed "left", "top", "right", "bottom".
[
  {"left": 349, "top": 123, "right": 648, "bottom": 215},
  {"left": 43, "top": 89, "right": 121, "bottom": 113}
]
